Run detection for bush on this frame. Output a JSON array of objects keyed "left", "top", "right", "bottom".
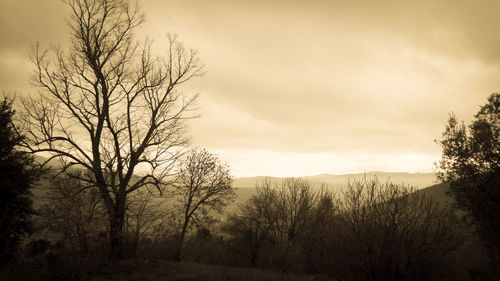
[{"left": 304, "top": 176, "right": 462, "bottom": 281}]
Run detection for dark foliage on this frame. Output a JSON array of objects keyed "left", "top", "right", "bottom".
[
  {"left": 0, "top": 97, "right": 38, "bottom": 266},
  {"left": 303, "top": 176, "right": 461, "bottom": 281},
  {"left": 224, "top": 176, "right": 461, "bottom": 281},
  {"left": 437, "top": 93, "right": 500, "bottom": 256}
]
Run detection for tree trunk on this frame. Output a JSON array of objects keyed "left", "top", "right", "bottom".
[
  {"left": 108, "top": 202, "right": 126, "bottom": 260},
  {"left": 250, "top": 251, "right": 257, "bottom": 267},
  {"left": 174, "top": 218, "right": 189, "bottom": 261},
  {"left": 250, "top": 235, "right": 259, "bottom": 267},
  {"left": 130, "top": 226, "right": 140, "bottom": 259},
  {"left": 79, "top": 231, "right": 89, "bottom": 258}
]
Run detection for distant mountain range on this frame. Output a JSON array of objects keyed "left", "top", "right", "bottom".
[{"left": 233, "top": 171, "right": 437, "bottom": 189}]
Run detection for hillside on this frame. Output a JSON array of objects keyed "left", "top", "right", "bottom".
[
  {"left": 31, "top": 171, "right": 438, "bottom": 212},
  {"left": 0, "top": 260, "right": 320, "bottom": 281},
  {"left": 419, "top": 182, "right": 453, "bottom": 204},
  {"left": 233, "top": 172, "right": 436, "bottom": 189},
  {"left": 419, "top": 182, "right": 489, "bottom": 272}
]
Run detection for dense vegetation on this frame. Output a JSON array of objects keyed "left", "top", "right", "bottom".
[
  {"left": 1, "top": 172, "right": 466, "bottom": 281},
  {"left": 437, "top": 93, "right": 500, "bottom": 256},
  {"left": 0, "top": 97, "right": 39, "bottom": 267}
]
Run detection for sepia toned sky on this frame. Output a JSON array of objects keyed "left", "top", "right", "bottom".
[{"left": 1, "top": 0, "right": 499, "bottom": 177}]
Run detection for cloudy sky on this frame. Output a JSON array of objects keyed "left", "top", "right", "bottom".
[{"left": 1, "top": 0, "right": 499, "bottom": 177}]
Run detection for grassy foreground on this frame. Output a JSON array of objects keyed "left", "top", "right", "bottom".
[{"left": 1, "top": 259, "right": 327, "bottom": 281}]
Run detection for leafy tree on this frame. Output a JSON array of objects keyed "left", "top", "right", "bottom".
[
  {"left": 437, "top": 93, "right": 500, "bottom": 255},
  {"left": 19, "top": 0, "right": 203, "bottom": 259},
  {"left": 0, "top": 97, "right": 38, "bottom": 266},
  {"left": 173, "top": 148, "right": 234, "bottom": 261}
]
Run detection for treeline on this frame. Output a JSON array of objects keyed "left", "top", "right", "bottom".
[
  {"left": 15, "top": 174, "right": 463, "bottom": 281},
  {"left": 224, "top": 177, "right": 461, "bottom": 280},
  {"left": 21, "top": 147, "right": 235, "bottom": 262}
]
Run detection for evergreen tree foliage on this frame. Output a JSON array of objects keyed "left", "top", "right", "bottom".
[
  {"left": 437, "top": 93, "right": 500, "bottom": 255},
  {"left": 0, "top": 97, "right": 37, "bottom": 266}
]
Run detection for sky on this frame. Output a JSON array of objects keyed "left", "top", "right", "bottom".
[{"left": 1, "top": 0, "right": 499, "bottom": 177}]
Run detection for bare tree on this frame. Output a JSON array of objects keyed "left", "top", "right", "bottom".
[
  {"left": 301, "top": 188, "right": 337, "bottom": 272},
  {"left": 173, "top": 148, "right": 234, "bottom": 261},
  {"left": 256, "top": 178, "right": 317, "bottom": 246},
  {"left": 19, "top": 0, "right": 204, "bottom": 259},
  {"left": 313, "top": 176, "right": 462, "bottom": 281},
  {"left": 223, "top": 196, "right": 267, "bottom": 267},
  {"left": 40, "top": 174, "right": 107, "bottom": 258},
  {"left": 224, "top": 178, "right": 317, "bottom": 269},
  {"left": 124, "top": 188, "right": 167, "bottom": 258}
]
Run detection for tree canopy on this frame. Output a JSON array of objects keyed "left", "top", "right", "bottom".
[
  {"left": 437, "top": 93, "right": 500, "bottom": 255},
  {"left": 19, "top": 0, "right": 203, "bottom": 259},
  {"left": 0, "top": 97, "right": 38, "bottom": 266}
]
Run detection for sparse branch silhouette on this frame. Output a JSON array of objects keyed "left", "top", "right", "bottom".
[
  {"left": 302, "top": 176, "right": 461, "bottom": 281},
  {"left": 18, "top": 0, "right": 204, "bottom": 259},
  {"left": 173, "top": 147, "right": 234, "bottom": 261},
  {"left": 224, "top": 178, "right": 318, "bottom": 269}
]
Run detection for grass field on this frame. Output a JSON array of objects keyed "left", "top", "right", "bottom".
[{"left": 1, "top": 259, "right": 328, "bottom": 281}]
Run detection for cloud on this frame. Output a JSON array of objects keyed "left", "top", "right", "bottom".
[
  {"left": 0, "top": 0, "right": 69, "bottom": 92},
  {"left": 211, "top": 148, "right": 438, "bottom": 177},
  {"left": 167, "top": 0, "right": 500, "bottom": 152},
  {"left": 1, "top": 0, "right": 499, "bottom": 175}
]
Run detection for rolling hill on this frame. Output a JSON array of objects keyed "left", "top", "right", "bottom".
[
  {"left": 228, "top": 172, "right": 437, "bottom": 211},
  {"left": 233, "top": 171, "right": 437, "bottom": 189}
]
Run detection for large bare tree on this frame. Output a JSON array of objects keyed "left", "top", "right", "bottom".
[{"left": 19, "top": 0, "right": 204, "bottom": 259}]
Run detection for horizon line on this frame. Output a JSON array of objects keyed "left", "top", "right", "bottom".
[{"left": 234, "top": 170, "right": 436, "bottom": 179}]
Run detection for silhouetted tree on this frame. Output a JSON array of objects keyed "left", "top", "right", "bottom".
[
  {"left": 223, "top": 196, "right": 267, "bottom": 267},
  {"left": 308, "top": 176, "right": 460, "bottom": 281},
  {"left": 173, "top": 148, "right": 234, "bottom": 261},
  {"left": 225, "top": 178, "right": 317, "bottom": 269},
  {"left": 0, "top": 97, "right": 38, "bottom": 266},
  {"left": 255, "top": 178, "right": 317, "bottom": 246},
  {"left": 301, "top": 188, "right": 337, "bottom": 273},
  {"left": 437, "top": 93, "right": 500, "bottom": 256},
  {"left": 124, "top": 188, "right": 167, "bottom": 258},
  {"left": 40, "top": 174, "right": 107, "bottom": 259},
  {"left": 19, "top": 0, "right": 203, "bottom": 259}
]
